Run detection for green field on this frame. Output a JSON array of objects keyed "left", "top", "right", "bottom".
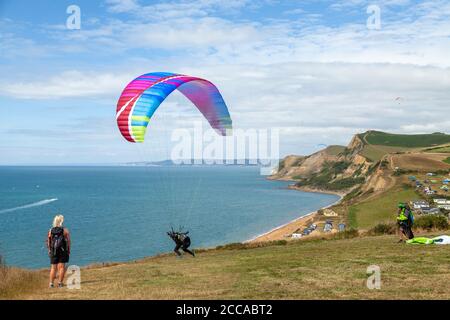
[
  {"left": 444, "top": 157, "right": 450, "bottom": 164},
  {"left": 4, "top": 233, "right": 449, "bottom": 300},
  {"left": 363, "top": 131, "right": 450, "bottom": 148},
  {"left": 349, "top": 187, "right": 420, "bottom": 229},
  {"left": 325, "top": 145, "right": 346, "bottom": 156},
  {"left": 360, "top": 145, "right": 388, "bottom": 162},
  {"left": 360, "top": 144, "right": 410, "bottom": 162},
  {"left": 425, "top": 146, "right": 450, "bottom": 153}
]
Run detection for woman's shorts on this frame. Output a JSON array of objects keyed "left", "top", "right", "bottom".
[{"left": 50, "top": 251, "right": 69, "bottom": 264}]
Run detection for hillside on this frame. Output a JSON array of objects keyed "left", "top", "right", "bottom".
[
  {"left": 362, "top": 131, "right": 450, "bottom": 148},
  {"left": 272, "top": 131, "right": 450, "bottom": 195},
  {"left": 5, "top": 232, "right": 450, "bottom": 300},
  {"left": 269, "top": 131, "right": 450, "bottom": 235}
]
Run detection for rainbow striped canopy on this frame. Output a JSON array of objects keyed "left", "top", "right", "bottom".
[{"left": 116, "top": 72, "right": 232, "bottom": 143}]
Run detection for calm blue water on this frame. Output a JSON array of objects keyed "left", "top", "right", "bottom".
[{"left": 0, "top": 166, "right": 339, "bottom": 269}]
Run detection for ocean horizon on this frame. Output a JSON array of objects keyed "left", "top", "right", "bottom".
[{"left": 0, "top": 166, "right": 339, "bottom": 269}]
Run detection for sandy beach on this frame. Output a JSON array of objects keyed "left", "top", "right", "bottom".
[{"left": 249, "top": 185, "right": 344, "bottom": 243}]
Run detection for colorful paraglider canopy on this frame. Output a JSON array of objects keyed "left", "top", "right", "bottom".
[{"left": 116, "top": 72, "right": 232, "bottom": 143}]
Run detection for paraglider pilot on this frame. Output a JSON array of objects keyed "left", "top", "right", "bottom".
[
  {"left": 397, "top": 202, "right": 414, "bottom": 242},
  {"left": 167, "top": 227, "right": 195, "bottom": 257}
]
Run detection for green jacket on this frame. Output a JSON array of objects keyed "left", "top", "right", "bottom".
[{"left": 397, "top": 207, "right": 409, "bottom": 221}]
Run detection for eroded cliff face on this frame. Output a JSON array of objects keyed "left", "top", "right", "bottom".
[
  {"left": 273, "top": 134, "right": 371, "bottom": 180},
  {"left": 271, "top": 133, "right": 377, "bottom": 193},
  {"left": 272, "top": 148, "right": 342, "bottom": 180}
]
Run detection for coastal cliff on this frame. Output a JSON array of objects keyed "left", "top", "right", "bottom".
[
  {"left": 271, "top": 133, "right": 372, "bottom": 196},
  {"left": 271, "top": 130, "right": 450, "bottom": 199}
]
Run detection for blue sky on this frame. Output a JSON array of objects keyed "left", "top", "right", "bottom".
[{"left": 0, "top": 0, "right": 449, "bottom": 164}]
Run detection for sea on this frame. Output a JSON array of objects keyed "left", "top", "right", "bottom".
[{"left": 0, "top": 166, "right": 339, "bottom": 269}]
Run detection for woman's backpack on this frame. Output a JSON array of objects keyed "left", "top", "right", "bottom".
[{"left": 50, "top": 227, "right": 66, "bottom": 255}]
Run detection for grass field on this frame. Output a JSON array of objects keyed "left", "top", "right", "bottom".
[
  {"left": 349, "top": 186, "right": 420, "bottom": 230},
  {"left": 360, "top": 145, "right": 388, "bottom": 162},
  {"left": 0, "top": 264, "right": 43, "bottom": 299},
  {"left": 444, "top": 157, "right": 450, "bottom": 165},
  {"left": 391, "top": 153, "right": 450, "bottom": 172},
  {"left": 6, "top": 233, "right": 448, "bottom": 300},
  {"left": 363, "top": 131, "right": 450, "bottom": 148},
  {"left": 360, "top": 145, "right": 410, "bottom": 162},
  {"left": 326, "top": 145, "right": 346, "bottom": 156},
  {"left": 425, "top": 146, "right": 450, "bottom": 153}
]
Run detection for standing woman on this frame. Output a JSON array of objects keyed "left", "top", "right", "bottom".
[{"left": 47, "top": 214, "right": 71, "bottom": 288}]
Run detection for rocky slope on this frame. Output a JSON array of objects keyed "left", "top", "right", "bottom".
[
  {"left": 271, "top": 134, "right": 375, "bottom": 194},
  {"left": 271, "top": 130, "right": 450, "bottom": 197}
]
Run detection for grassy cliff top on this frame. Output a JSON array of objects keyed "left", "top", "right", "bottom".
[
  {"left": 5, "top": 232, "right": 450, "bottom": 300},
  {"left": 361, "top": 131, "right": 450, "bottom": 148}
]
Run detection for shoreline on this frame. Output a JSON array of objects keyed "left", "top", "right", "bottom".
[{"left": 247, "top": 183, "right": 344, "bottom": 243}]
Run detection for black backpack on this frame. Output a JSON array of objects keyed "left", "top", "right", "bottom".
[{"left": 50, "top": 227, "right": 66, "bottom": 255}]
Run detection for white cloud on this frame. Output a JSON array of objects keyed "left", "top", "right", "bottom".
[
  {"left": 0, "top": 71, "right": 132, "bottom": 99},
  {"left": 1, "top": 0, "right": 450, "bottom": 161},
  {"left": 106, "top": 0, "right": 255, "bottom": 18},
  {"left": 36, "top": 0, "right": 446, "bottom": 68}
]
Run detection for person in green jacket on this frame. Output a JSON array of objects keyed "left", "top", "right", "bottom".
[{"left": 397, "top": 203, "right": 414, "bottom": 242}]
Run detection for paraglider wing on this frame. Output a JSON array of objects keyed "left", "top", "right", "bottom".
[{"left": 116, "top": 72, "right": 232, "bottom": 143}]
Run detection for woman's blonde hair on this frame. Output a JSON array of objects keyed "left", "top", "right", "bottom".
[{"left": 52, "top": 214, "right": 64, "bottom": 228}]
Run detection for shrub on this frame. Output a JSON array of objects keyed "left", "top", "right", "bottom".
[
  {"left": 278, "top": 159, "right": 285, "bottom": 171},
  {"left": 414, "top": 215, "right": 449, "bottom": 231},
  {"left": 367, "top": 162, "right": 378, "bottom": 175},
  {"left": 215, "top": 240, "right": 289, "bottom": 251},
  {"left": 332, "top": 161, "right": 351, "bottom": 174},
  {"left": 333, "top": 228, "right": 359, "bottom": 239},
  {"left": 369, "top": 223, "right": 397, "bottom": 235},
  {"left": 343, "top": 188, "right": 363, "bottom": 202},
  {"left": 328, "top": 177, "right": 365, "bottom": 190},
  {"left": 215, "top": 242, "right": 247, "bottom": 250},
  {"left": 380, "top": 160, "right": 389, "bottom": 169}
]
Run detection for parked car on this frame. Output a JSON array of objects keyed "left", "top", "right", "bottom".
[{"left": 323, "top": 223, "right": 332, "bottom": 232}]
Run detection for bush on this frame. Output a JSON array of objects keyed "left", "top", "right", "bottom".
[
  {"left": 380, "top": 160, "right": 389, "bottom": 169},
  {"left": 215, "top": 240, "right": 288, "bottom": 251},
  {"left": 278, "top": 159, "right": 285, "bottom": 171},
  {"left": 215, "top": 242, "right": 247, "bottom": 250},
  {"left": 343, "top": 189, "right": 363, "bottom": 202},
  {"left": 328, "top": 177, "right": 365, "bottom": 190},
  {"left": 369, "top": 223, "right": 397, "bottom": 235},
  {"left": 414, "top": 215, "right": 449, "bottom": 231},
  {"left": 333, "top": 228, "right": 359, "bottom": 239},
  {"left": 367, "top": 162, "right": 378, "bottom": 175}
]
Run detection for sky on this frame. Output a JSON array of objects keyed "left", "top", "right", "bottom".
[{"left": 0, "top": 0, "right": 449, "bottom": 164}]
